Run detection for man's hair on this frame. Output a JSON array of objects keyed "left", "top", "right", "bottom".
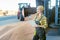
[{"left": 37, "top": 5, "right": 44, "bottom": 11}]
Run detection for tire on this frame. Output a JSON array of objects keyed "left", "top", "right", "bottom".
[
  {"left": 20, "top": 15, "right": 24, "bottom": 21},
  {"left": 20, "top": 16, "right": 24, "bottom": 21},
  {"left": 18, "top": 16, "right": 20, "bottom": 19}
]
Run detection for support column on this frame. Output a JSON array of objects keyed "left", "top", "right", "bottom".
[{"left": 55, "top": 0, "right": 58, "bottom": 25}]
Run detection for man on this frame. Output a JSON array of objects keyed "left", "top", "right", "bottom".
[{"left": 33, "top": 5, "right": 48, "bottom": 40}]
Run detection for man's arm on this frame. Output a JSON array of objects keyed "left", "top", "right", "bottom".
[{"left": 40, "top": 17, "right": 48, "bottom": 29}]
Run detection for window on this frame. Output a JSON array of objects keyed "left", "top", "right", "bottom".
[{"left": 48, "top": 0, "right": 56, "bottom": 9}]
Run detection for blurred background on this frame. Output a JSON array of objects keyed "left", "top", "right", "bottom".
[
  {"left": 0, "top": 0, "right": 60, "bottom": 40},
  {"left": 0, "top": 0, "right": 36, "bottom": 16}
]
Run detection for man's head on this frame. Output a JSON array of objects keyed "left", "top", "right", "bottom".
[{"left": 37, "top": 5, "right": 44, "bottom": 13}]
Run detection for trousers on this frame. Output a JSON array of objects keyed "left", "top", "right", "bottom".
[{"left": 33, "top": 27, "right": 46, "bottom": 40}]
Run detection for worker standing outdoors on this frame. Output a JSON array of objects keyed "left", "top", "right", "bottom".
[{"left": 33, "top": 5, "right": 48, "bottom": 40}]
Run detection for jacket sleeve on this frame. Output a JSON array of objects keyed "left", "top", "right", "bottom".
[{"left": 40, "top": 16, "right": 48, "bottom": 29}]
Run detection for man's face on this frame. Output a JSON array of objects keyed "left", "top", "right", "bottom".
[{"left": 37, "top": 9, "right": 42, "bottom": 14}]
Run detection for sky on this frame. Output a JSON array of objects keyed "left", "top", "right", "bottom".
[
  {"left": 0, "top": 0, "right": 56, "bottom": 10},
  {"left": 0, "top": 0, "right": 36, "bottom": 10},
  {"left": 0, "top": 0, "right": 19, "bottom": 10}
]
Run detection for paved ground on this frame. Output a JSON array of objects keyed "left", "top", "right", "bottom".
[
  {"left": 0, "top": 18, "right": 19, "bottom": 26},
  {"left": 0, "top": 16, "right": 17, "bottom": 21},
  {"left": 0, "top": 15, "right": 19, "bottom": 26}
]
